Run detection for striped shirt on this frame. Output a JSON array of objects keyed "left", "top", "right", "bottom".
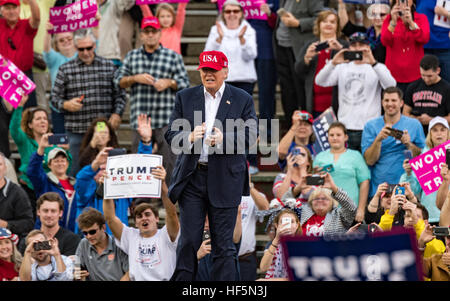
[
  {"left": 113, "top": 45, "right": 190, "bottom": 129},
  {"left": 51, "top": 55, "right": 127, "bottom": 134}
]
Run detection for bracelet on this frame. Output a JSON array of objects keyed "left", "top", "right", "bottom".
[{"left": 371, "top": 61, "right": 378, "bottom": 67}]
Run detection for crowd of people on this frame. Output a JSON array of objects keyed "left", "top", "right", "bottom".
[{"left": 0, "top": 0, "right": 450, "bottom": 282}]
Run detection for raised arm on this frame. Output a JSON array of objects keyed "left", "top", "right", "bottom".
[
  {"left": 440, "top": 191, "right": 450, "bottom": 227},
  {"left": 26, "top": 0, "right": 40, "bottom": 29}
]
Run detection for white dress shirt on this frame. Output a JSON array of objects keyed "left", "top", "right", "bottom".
[{"left": 198, "top": 82, "right": 226, "bottom": 163}]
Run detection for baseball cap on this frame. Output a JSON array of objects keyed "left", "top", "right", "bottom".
[
  {"left": 0, "top": 0, "right": 20, "bottom": 6},
  {"left": 197, "top": 51, "right": 228, "bottom": 71},
  {"left": 47, "top": 147, "right": 68, "bottom": 164},
  {"left": 298, "top": 110, "right": 313, "bottom": 124},
  {"left": 429, "top": 116, "right": 450, "bottom": 132},
  {"left": 141, "top": 16, "right": 160, "bottom": 30},
  {"left": 349, "top": 32, "right": 370, "bottom": 45},
  {"left": 222, "top": 0, "right": 242, "bottom": 8},
  {"left": 0, "top": 228, "right": 19, "bottom": 245}
]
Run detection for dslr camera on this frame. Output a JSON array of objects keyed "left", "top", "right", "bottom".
[{"left": 33, "top": 240, "right": 52, "bottom": 252}]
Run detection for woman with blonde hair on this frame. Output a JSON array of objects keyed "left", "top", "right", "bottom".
[
  {"left": 282, "top": 173, "right": 357, "bottom": 237},
  {"left": 295, "top": 9, "right": 348, "bottom": 117},
  {"left": 0, "top": 228, "right": 22, "bottom": 281},
  {"left": 400, "top": 116, "right": 450, "bottom": 224}
]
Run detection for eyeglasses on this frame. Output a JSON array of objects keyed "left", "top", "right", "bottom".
[
  {"left": 224, "top": 9, "right": 241, "bottom": 14},
  {"left": 82, "top": 229, "right": 98, "bottom": 236},
  {"left": 8, "top": 37, "right": 16, "bottom": 50},
  {"left": 57, "top": 37, "right": 73, "bottom": 43},
  {"left": 77, "top": 46, "right": 94, "bottom": 52},
  {"left": 142, "top": 28, "right": 160, "bottom": 35}
]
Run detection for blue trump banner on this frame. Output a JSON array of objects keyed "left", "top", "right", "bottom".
[
  {"left": 312, "top": 107, "right": 337, "bottom": 153},
  {"left": 281, "top": 228, "right": 423, "bottom": 281}
]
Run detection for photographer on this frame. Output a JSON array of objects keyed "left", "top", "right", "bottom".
[
  {"left": 315, "top": 32, "right": 396, "bottom": 151},
  {"left": 361, "top": 86, "right": 425, "bottom": 199},
  {"left": 19, "top": 230, "right": 73, "bottom": 281},
  {"left": 420, "top": 224, "right": 450, "bottom": 281}
]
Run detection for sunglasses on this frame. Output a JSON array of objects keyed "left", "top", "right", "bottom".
[
  {"left": 57, "top": 37, "right": 73, "bottom": 43},
  {"left": 224, "top": 9, "right": 241, "bottom": 14},
  {"left": 77, "top": 46, "right": 94, "bottom": 52},
  {"left": 142, "top": 28, "right": 160, "bottom": 34},
  {"left": 82, "top": 229, "right": 98, "bottom": 236},
  {"left": 8, "top": 37, "right": 16, "bottom": 50}
]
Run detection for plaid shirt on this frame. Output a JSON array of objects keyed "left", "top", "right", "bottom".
[
  {"left": 114, "top": 45, "right": 189, "bottom": 129},
  {"left": 51, "top": 55, "right": 127, "bottom": 134}
]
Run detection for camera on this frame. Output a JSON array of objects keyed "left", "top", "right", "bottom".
[
  {"left": 432, "top": 227, "right": 450, "bottom": 237},
  {"left": 306, "top": 175, "right": 325, "bottom": 186},
  {"left": 343, "top": 51, "right": 363, "bottom": 61},
  {"left": 203, "top": 230, "right": 211, "bottom": 244},
  {"left": 48, "top": 134, "right": 69, "bottom": 145},
  {"left": 298, "top": 112, "right": 311, "bottom": 121},
  {"left": 386, "top": 127, "right": 404, "bottom": 140},
  {"left": 395, "top": 186, "right": 405, "bottom": 195},
  {"left": 108, "top": 148, "right": 127, "bottom": 157},
  {"left": 33, "top": 240, "right": 52, "bottom": 252},
  {"left": 315, "top": 41, "right": 329, "bottom": 52},
  {"left": 359, "top": 223, "right": 378, "bottom": 233},
  {"left": 387, "top": 184, "right": 399, "bottom": 194}
]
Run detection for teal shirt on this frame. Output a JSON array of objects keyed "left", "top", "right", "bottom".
[{"left": 313, "top": 149, "right": 371, "bottom": 206}]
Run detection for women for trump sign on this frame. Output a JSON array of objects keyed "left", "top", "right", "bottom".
[
  {"left": 48, "top": 0, "right": 99, "bottom": 34},
  {"left": 104, "top": 154, "right": 163, "bottom": 199},
  {"left": 409, "top": 140, "right": 450, "bottom": 195}
]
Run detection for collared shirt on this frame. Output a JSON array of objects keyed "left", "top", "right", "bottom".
[
  {"left": 75, "top": 234, "right": 129, "bottom": 281},
  {"left": 198, "top": 82, "right": 226, "bottom": 163},
  {"left": 30, "top": 255, "right": 74, "bottom": 281},
  {"left": 113, "top": 45, "right": 190, "bottom": 129},
  {"left": 51, "top": 55, "right": 127, "bottom": 134}
]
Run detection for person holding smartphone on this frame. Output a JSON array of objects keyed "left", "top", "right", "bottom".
[{"left": 315, "top": 32, "right": 396, "bottom": 152}]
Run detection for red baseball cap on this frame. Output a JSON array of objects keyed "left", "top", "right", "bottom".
[
  {"left": 141, "top": 16, "right": 160, "bottom": 30},
  {"left": 0, "top": 0, "right": 20, "bottom": 6},
  {"left": 197, "top": 51, "right": 228, "bottom": 71}
]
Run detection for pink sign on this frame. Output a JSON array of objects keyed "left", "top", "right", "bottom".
[
  {"left": 48, "top": 0, "right": 99, "bottom": 34},
  {"left": 409, "top": 140, "right": 450, "bottom": 195},
  {"left": 136, "top": 0, "right": 189, "bottom": 5},
  {"left": 217, "top": 0, "right": 268, "bottom": 20},
  {"left": 0, "top": 55, "right": 36, "bottom": 109}
]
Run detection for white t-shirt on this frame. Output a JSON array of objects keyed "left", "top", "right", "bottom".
[
  {"left": 239, "top": 195, "right": 263, "bottom": 256},
  {"left": 115, "top": 224, "right": 179, "bottom": 281}
]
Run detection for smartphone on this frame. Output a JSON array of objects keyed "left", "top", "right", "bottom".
[
  {"left": 108, "top": 148, "right": 127, "bottom": 157},
  {"left": 315, "top": 41, "right": 329, "bottom": 52},
  {"left": 96, "top": 121, "right": 107, "bottom": 132},
  {"left": 322, "top": 164, "right": 334, "bottom": 173},
  {"left": 404, "top": 150, "right": 413, "bottom": 160},
  {"left": 395, "top": 186, "right": 405, "bottom": 195},
  {"left": 387, "top": 184, "right": 399, "bottom": 194},
  {"left": 277, "top": 8, "right": 287, "bottom": 17},
  {"left": 432, "top": 227, "right": 450, "bottom": 237},
  {"left": 203, "top": 230, "right": 211, "bottom": 244},
  {"left": 281, "top": 217, "right": 292, "bottom": 230},
  {"left": 306, "top": 175, "right": 325, "bottom": 186},
  {"left": 368, "top": 224, "right": 378, "bottom": 233},
  {"left": 48, "top": 134, "right": 69, "bottom": 145},
  {"left": 298, "top": 112, "right": 311, "bottom": 121},
  {"left": 79, "top": 94, "right": 85, "bottom": 102},
  {"left": 33, "top": 240, "right": 52, "bottom": 251},
  {"left": 386, "top": 127, "right": 403, "bottom": 140},
  {"left": 291, "top": 148, "right": 301, "bottom": 157},
  {"left": 446, "top": 148, "right": 450, "bottom": 167},
  {"left": 343, "top": 51, "right": 363, "bottom": 61}
]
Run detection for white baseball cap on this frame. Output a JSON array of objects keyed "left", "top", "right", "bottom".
[{"left": 428, "top": 116, "right": 449, "bottom": 132}]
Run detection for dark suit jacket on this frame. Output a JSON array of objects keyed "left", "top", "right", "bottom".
[{"left": 165, "top": 84, "right": 258, "bottom": 208}]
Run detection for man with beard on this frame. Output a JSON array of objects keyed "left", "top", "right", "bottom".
[{"left": 19, "top": 229, "right": 73, "bottom": 281}]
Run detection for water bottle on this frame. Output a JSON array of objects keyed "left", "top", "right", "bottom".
[{"left": 73, "top": 255, "right": 81, "bottom": 281}]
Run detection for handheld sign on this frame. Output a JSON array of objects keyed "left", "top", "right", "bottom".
[
  {"left": 409, "top": 140, "right": 450, "bottom": 195},
  {"left": 217, "top": 0, "right": 268, "bottom": 20},
  {"left": 0, "top": 55, "right": 36, "bottom": 108},
  {"left": 343, "top": 0, "right": 389, "bottom": 4},
  {"left": 434, "top": 0, "right": 450, "bottom": 29},
  {"left": 136, "top": 0, "right": 189, "bottom": 5},
  {"left": 282, "top": 228, "right": 423, "bottom": 281},
  {"left": 104, "top": 154, "right": 163, "bottom": 199},
  {"left": 48, "top": 0, "right": 99, "bottom": 34},
  {"left": 312, "top": 107, "right": 337, "bottom": 154}
]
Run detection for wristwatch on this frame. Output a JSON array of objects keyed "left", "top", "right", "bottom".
[{"left": 170, "top": 79, "right": 176, "bottom": 88}]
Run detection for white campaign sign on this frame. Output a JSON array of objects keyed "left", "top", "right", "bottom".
[
  {"left": 434, "top": 0, "right": 450, "bottom": 29},
  {"left": 104, "top": 154, "right": 163, "bottom": 199}
]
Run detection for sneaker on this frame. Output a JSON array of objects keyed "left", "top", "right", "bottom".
[{"left": 249, "top": 166, "right": 259, "bottom": 175}]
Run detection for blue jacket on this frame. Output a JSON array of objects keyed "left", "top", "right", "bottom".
[
  {"left": 27, "top": 152, "right": 78, "bottom": 232},
  {"left": 74, "top": 141, "right": 153, "bottom": 234}
]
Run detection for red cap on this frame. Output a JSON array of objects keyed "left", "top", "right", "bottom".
[
  {"left": 197, "top": 51, "right": 228, "bottom": 71},
  {"left": 0, "top": 0, "right": 20, "bottom": 5},
  {"left": 141, "top": 16, "right": 160, "bottom": 30},
  {"left": 298, "top": 110, "right": 313, "bottom": 124}
]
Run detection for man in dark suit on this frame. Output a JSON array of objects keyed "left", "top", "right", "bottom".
[{"left": 165, "top": 51, "right": 257, "bottom": 281}]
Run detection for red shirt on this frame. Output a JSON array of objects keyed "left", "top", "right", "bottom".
[
  {"left": 302, "top": 214, "right": 325, "bottom": 237},
  {"left": 0, "top": 259, "right": 18, "bottom": 281},
  {"left": 313, "top": 49, "right": 333, "bottom": 112},
  {"left": 0, "top": 19, "right": 38, "bottom": 72}
]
